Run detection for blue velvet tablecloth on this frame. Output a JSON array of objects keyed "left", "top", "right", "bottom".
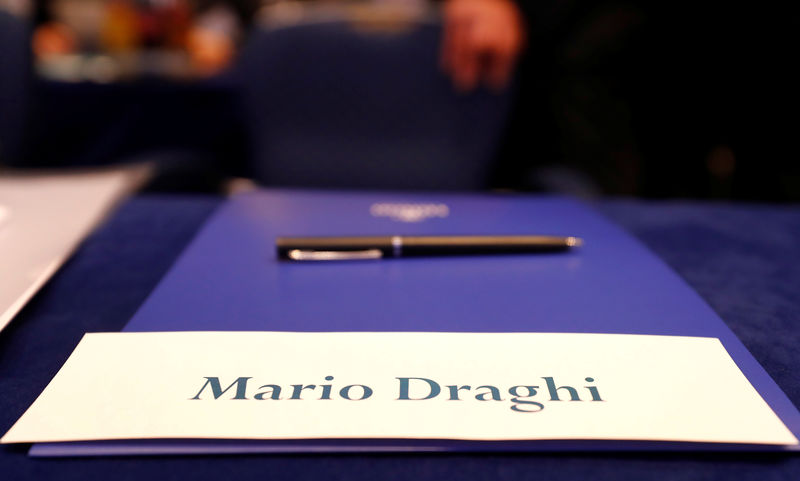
[{"left": 0, "top": 194, "right": 797, "bottom": 480}]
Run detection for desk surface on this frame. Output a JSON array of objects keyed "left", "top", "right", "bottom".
[{"left": 1, "top": 194, "right": 797, "bottom": 480}]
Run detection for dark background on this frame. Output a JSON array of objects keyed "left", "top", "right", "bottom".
[
  {"left": 495, "top": 2, "right": 800, "bottom": 201},
  {"left": 5, "top": 1, "right": 800, "bottom": 200}
]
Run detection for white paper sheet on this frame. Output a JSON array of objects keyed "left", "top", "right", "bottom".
[
  {"left": 0, "top": 165, "right": 151, "bottom": 332},
  {"left": 3, "top": 332, "right": 796, "bottom": 446}
]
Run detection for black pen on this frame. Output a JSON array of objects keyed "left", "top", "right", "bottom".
[{"left": 276, "top": 235, "right": 583, "bottom": 261}]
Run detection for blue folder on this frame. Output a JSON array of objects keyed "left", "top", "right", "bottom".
[{"left": 31, "top": 189, "right": 800, "bottom": 455}]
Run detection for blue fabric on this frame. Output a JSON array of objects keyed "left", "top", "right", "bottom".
[
  {"left": 597, "top": 200, "right": 800, "bottom": 407},
  {"left": 0, "top": 195, "right": 798, "bottom": 479},
  {"left": 237, "top": 22, "right": 511, "bottom": 190}
]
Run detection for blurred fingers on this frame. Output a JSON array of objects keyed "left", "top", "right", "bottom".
[
  {"left": 441, "top": 0, "right": 526, "bottom": 93},
  {"left": 442, "top": 5, "right": 480, "bottom": 92}
]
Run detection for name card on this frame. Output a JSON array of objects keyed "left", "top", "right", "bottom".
[{"left": 3, "top": 332, "right": 797, "bottom": 445}]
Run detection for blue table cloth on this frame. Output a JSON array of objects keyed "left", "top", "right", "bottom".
[{"left": 1, "top": 194, "right": 797, "bottom": 480}]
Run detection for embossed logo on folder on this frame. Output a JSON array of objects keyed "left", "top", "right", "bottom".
[{"left": 370, "top": 203, "right": 449, "bottom": 223}]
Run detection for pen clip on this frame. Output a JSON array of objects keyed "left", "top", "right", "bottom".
[{"left": 285, "top": 249, "right": 384, "bottom": 261}]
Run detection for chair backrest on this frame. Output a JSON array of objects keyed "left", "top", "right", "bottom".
[
  {"left": 236, "top": 19, "right": 511, "bottom": 191},
  {"left": 0, "top": 10, "right": 30, "bottom": 165}
]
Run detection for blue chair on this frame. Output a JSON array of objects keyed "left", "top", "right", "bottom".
[
  {"left": 0, "top": 10, "right": 31, "bottom": 165},
  {"left": 236, "top": 18, "right": 511, "bottom": 191}
]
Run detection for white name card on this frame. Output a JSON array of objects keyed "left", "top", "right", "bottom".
[{"left": 2, "top": 332, "right": 797, "bottom": 446}]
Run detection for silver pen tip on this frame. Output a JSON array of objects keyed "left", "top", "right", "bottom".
[{"left": 566, "top": 237, "right": 583, "bottom": 247}]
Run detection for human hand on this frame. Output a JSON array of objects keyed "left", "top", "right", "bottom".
[{"left": 441, "top": 0, "right": 526, "bottom": 92}]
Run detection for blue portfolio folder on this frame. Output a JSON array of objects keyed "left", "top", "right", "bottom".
[{"left": 31, "top": 189, "right": 800, "bottom": 455}]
